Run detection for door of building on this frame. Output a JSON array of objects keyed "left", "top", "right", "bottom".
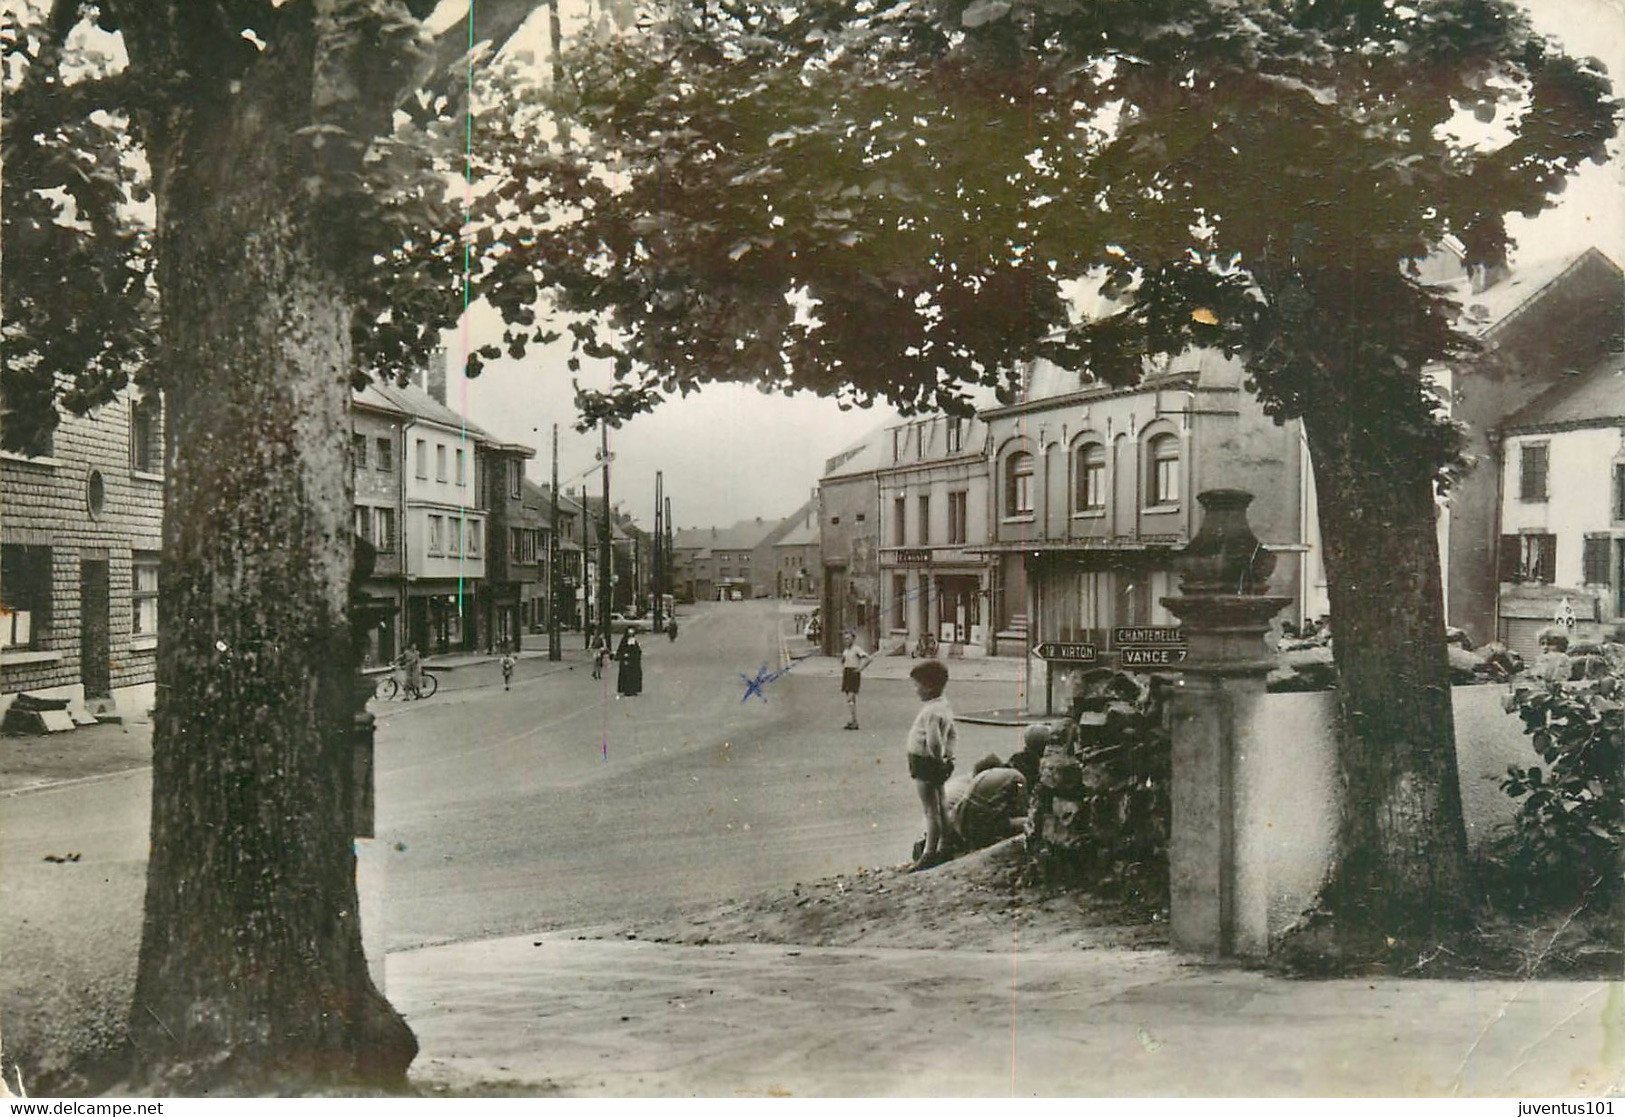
[{"left": 79, "top": 557, "right": 111, "bottom": 699}]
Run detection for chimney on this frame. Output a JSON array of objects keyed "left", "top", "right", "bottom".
[{"left": 427, "top": 347, "right": 449, "bottom": 406}]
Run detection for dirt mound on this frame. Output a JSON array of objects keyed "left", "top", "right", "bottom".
[{"left": 606, "top": 837, "right": 1167, "bottom": 953}]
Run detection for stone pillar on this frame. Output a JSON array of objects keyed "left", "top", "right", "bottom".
[{"left": 1160, "top": 490, "right": 1290, "bottom": 957}]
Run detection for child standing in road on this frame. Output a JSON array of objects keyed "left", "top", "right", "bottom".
[
  {"left": 840, "top": 630, "right": 869, "bottom": 730},
  {"left": 905, "top": 659, "right": 956, "bottom": 871},
  {"left": 500, "top": 648, "right": 516, "bottom": 690}
]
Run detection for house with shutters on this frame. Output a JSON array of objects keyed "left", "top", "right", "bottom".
[
  {"left": 1494, "top": 351, "right": 1625, "bottom": 656},
  {"left": 2, "top": 382, "right": 165, "bottom": 721}
]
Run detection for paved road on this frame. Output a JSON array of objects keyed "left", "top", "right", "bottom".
[{"left": 375, "top": 600, "right": 1025, "bottom": 948}]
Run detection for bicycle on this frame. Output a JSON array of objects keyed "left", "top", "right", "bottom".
[{"left": 374, "top": 669, "right": 438, "bottom": 701}]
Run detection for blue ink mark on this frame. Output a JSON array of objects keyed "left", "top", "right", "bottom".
[{"left": 740, "top": 661, "right": 795, "bottom": 703}]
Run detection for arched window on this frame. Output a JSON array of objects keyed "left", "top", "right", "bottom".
[
  {"left": 1147, "top": 433, "right": 1181, "bottom": 507},
  {"left": 1075, "top": 442, "right": 1106, "bottom": 512},
  {"left": 1005, "top": 451, "right": 1035, "bottom": 516}
]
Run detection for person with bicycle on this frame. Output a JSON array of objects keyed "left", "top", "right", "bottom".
[{"left": 400, "top": 643, "right": 424, "bottom": 700}]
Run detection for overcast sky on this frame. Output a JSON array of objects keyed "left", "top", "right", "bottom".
[{"left": 444, "top": 0, "right": 1625, "bottom": 531}]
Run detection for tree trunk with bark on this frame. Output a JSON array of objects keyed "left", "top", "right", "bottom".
[
  {"left": 1296, "top": 392, "right": 1473, "bottom": 963},
  {"left": 124, "top": 19, "right": 415, "bottom": 1091}
]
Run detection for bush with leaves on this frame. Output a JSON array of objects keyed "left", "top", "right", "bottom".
[{"left": 1493, "top": 671, "right": 1624, "bottom": 913}]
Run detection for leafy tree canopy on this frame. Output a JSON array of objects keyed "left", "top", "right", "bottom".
[{"left": 466, "top": 0, "right": 1615, "bottom": 475}]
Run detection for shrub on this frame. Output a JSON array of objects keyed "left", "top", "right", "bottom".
[{"left": 1493, "top": 671, "right": 1624, "bottom": 912}]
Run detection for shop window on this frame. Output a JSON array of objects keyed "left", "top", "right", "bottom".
[{"left": 0, "top": 544, "right": 51, "bottom": 650}]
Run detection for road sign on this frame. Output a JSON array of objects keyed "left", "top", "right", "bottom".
[
  {"left": 1112, "top": 626, "right": 1185, "bottom": 645},
  {"left": 1115, "top": 625, "right": 1189, "bottom": 668},
  {"left": 1120, "top": 647, "right": 1189, "bottom": 666},
  {"left": 1035, "top": 642, "right": 1099, "bottom": 662}
]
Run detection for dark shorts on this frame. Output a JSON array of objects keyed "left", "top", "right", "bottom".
[
  {"left": 908, "top": 752, "right": 953, "bottom": 785},
  {"left": 841, "top": 668, "right": 862, "bottom": 695}
]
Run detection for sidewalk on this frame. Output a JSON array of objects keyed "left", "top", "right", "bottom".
[{"left": 389, "top": 933, "right": 1622, "bottom": 1097}]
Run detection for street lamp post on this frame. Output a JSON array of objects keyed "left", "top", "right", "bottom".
[
  {"left": 598, "top": 423, "right": 612, "bottom": 649},
  {"left": 548, "top": 424, "right": 561, "bottom": 661}
]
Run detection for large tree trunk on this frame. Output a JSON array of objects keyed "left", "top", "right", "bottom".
[
  {"left": 1298, "top": 396, "right": 1473, "bottom": 962},
  {"left": 125, "top": 20, "right": 416, "bottom": 1092}
]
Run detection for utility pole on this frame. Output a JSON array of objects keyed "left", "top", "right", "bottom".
[
  {"left": 581, "top": 484, "right": 591, "bottom": 649},
  {"left": 652, "top": 472, "right": 663, "bottom": 633},
  {"left": 548, "top": 425, "right": 561, "bottom": 661},
  {"left": 598, "top": 423, "right": 612, "bottom": 648},
  {"left": 664, "top": 495, "right": 674, "bottom": 610}
]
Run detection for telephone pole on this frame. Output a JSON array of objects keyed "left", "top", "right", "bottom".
[
  {"left": 652, "top": 472, "right": 664, "bottom": 633},
  {"left": 664, "top": 495, "right": 674, "bottom": 612},
  {"left": 581, "top": 483, "right": 591, "bottom": 649},
  {"left": 548, "top": 424, "right": 561, "bottom": 661},
  {"left": 598, "top": 423, "right": 612, "bottom": 646}
]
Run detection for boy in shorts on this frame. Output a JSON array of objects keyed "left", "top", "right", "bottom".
[
  {"left": 840, "top": 631, "right": 869, "bottom": 729},
  {"left": 905, "top": 659, "right": 956, "bottom": 871}
]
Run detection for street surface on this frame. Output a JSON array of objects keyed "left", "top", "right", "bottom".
[
  {"left": 0, "top": 601, "right": 1026, "bottom": 971},
  {"left": 376, "top": 600, "right": 1024, "bottom": 948}
]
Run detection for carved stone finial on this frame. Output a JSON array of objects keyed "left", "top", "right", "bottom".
[{"left": 1175, "top": 489, "right": 1277, "bottom": 596}]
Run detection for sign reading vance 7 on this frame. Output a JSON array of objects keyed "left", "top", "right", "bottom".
[{"left": 1035, "top": 642, "right": 1099, "bottom": 662}]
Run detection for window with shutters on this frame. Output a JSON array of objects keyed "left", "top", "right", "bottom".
[
  {"left": 1501, "top": 532, "right": 1557, "bottom": 584},
  {"left": 1583, "top": 535, "right": 1611, "bottom": 585},
  {"left": 1519, "top": 443, "right": 1549, "bottom": 502}
]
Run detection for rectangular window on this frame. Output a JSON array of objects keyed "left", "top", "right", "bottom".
[
  {"left": 948, "top": 491, "right": 968, "bottom": 544},
  {"left": 132, "top": 552, "right": 159, "bottom": 638},
  {"left": 1502, "top": 532, "right": 1557, "bottom": 584},
  {"left": 415, "top": 439, "right": 428, "bottom": 479},
  {"left": 1076, "top": 444, "right": 1106, "bottom": 511},
  {"left": 352, "top": 433, "right": 368, "bottom": 470},
  {"left": 917, "top": 495, "right": 931, "bottom": 545},
  {"left": 436, "top": 444, "right": 448, "bottom": 483},
  {"left": 450, "top": 517, "right": 463, "bottom": 556},
  {"left": 1583, "top": 535, "right": 1611, "bottom": 585},
  {"left": 946, "top": 417, "right": 964, "bottom": 454},
  {"left": 894, "top": 497, "right": 907, "bottom": 546},
  {"left": 892, "top": 428, "right": 903, "bottom": 463},
  {"left": 375, "top": 508, "right": 395, "bottom": 550},
  {"left": 131, "top": 395, "right": 162, "bottom": 473},
  {"left": 1615, "top": 463, "right": 1625, "bottom": 523},
  {"left": 428, "top": 515, "right": 444, "bottom": 555},
  {"left": 0, "top": 544, "right": 51, "bottom": 649},
  {"left": 456, "top": 447, "right": 467, "bottom": 486},
  {"left": 1519, "top": 443, "right": 1549, "bottom": 502},
  {"left": 354, "top": 505, "right": 372, "bottom": 543},
  {"left": 509, "top": 460, "right": 522, "bottom": 498},
  {"left": 511, "top": 527, "right": 523, "bottom": 560},
  {"left": 466, "top": 519, "right": 482, "bottom": 558},
  {"left": 376, "top": 437, "right": 393, "bottom": 472}
]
